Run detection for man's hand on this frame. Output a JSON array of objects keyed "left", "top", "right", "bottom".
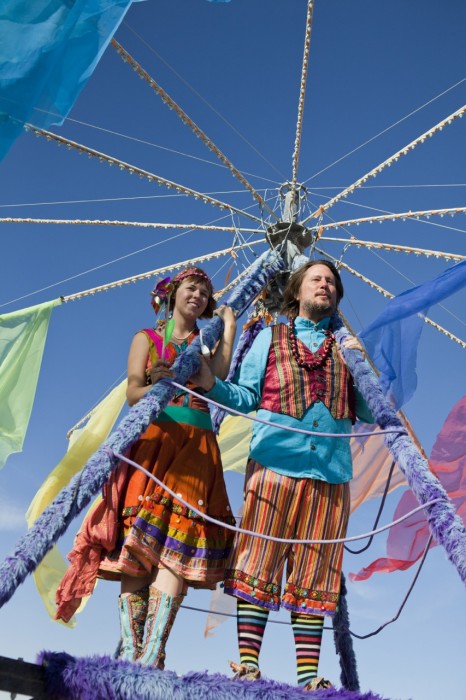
[
  {"left": 341, "top": 336, "right": 365, "bottom": 352},
  {"left": 191, "top": 354, "right": 216, "bottom": 392}
]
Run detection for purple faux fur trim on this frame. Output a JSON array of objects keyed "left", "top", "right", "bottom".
[
  {"left": 38, "top": 651, "right": 390, "bottom": 700},
  {"left": 211, "top": 317, "right": 265, "bottom": 433}
]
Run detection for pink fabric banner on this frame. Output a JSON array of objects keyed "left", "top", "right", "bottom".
[{"left": 350, "top": 395, "right": 466, "bottom": 581}]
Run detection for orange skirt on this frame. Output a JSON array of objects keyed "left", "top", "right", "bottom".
[{"left": 98, "top": 418, "right": 235, "bottom": 588}]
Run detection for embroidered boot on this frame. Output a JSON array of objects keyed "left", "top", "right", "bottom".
[
  {"left": 118, "top": 585, "right": 149, "bottom": 661},
  {"left": 138, "top": 587, "right": 184, "bottom": 669}
]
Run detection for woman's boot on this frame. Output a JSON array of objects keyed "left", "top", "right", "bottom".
[
  {"left": 138, "top": 586, "right": 184, "bottom": 668},
  {"left": 118, "top": 585, "right": 149, "bottom": 661}
]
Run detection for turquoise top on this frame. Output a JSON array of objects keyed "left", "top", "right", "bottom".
[{"left": 206, "top": 316, "right": 374, "bottom": 483}]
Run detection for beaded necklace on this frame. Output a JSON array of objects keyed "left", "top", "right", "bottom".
[{"left": 288, "top": 316, "right": 335, "bottom": 370}]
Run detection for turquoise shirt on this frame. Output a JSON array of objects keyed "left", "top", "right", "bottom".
[{"left": 206, "top": 316, "right": 374, "bottom": 483}]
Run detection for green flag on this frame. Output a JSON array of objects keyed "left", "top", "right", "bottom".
[{"left": 0, "top": 298, "right": 60, "bottom": 468}]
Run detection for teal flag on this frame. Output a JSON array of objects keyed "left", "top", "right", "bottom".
[
  {"left": 0, "top": 298, "right": 60, "bottom": 468},
  {"left": 0, "top": 0, "right": 144, "bottom": 161}
]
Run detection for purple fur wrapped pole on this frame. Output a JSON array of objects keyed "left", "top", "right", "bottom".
[
  {"left": 333, "top": 573, "right": 359, "bottom": 691},
  {"left": 0, "top": 249, "right": 285, "bottom": 610},
  {"left": 333, "top": 313, "right": 466, "bottom": 586},
  {"left": 211, "top": 317, "right": 265, "bottom": 433},
  {"left": 38, "top": 649, "right": 389, "bottom": 700}
]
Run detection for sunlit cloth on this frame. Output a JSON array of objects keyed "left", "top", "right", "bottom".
[
  {"left": 359, "top": 259, "right": 466, "bottom": 408},
  {"left": 26, "top": 379, "right": 127, "bottom": 624},
  {"left": 0, "top": 0, "right": 144, "bottom": 161},
  {"left": 350, "top": 394, "right": 466, "bottom": 581},
  {"left": 0, "top": 298, "right": 60, "bottom": 469},
  {"left": 217, "top": 413, "right": 254, "bottom": 473}
]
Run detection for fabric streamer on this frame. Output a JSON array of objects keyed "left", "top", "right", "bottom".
[
  {"left": 350, "top": 394, "right": 466, "bottom": 581},
  {"left": 0, "top": 0, "right": 144, "bottom": 161},
  {"left": 26, "top": 379, "right": 127, "bottom": 624},
  {"left": 359, "top": 259, "right": 466, "bottom": 408},
  {"left": 0, "top": 298, "right": 60, "bottom": 469}
]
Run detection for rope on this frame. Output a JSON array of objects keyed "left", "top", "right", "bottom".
[
  {"left": 307, "top": 190, "right": 466, "bottom": 235},
  {"left": 0, "top": 217, "right": 263, "bottom": 235},
  {"left": 184, "top": 534, "right": 433, "bottom": 640},
  {"left": 123, "top": 22, "right": 287, "bottom": 180},
  {"left": 350, "top": 535, "right": 433, "bottom": 639},
  {"left": 316, "top": 247, "right": 466, "bottom": 349},
  {"left": 319, "top": 205, "right": 466, "bottom": 234},
  {"left": 170, "top": 380, "right": 406, "bottom": 439},
  {"left": 109, "top": 447, "right": 440, "bottom": 545},
  {"left": 322, "top": 237, "right": 464, "bottom": 263},
  {"left": 291, "top": 0, "right": 315, "bottom": 188},
  {"left": 61, "top": 242, "right": 264, "bottom": 303},
  {"left": 344, "top": 461, "right": 396, "bottom": 554},
  {"left": 303, "top": 77, "right": 466, "bottom": 184},
  {"left": 112, "top": 40, "right": 279, "bottom": 222},
  {"left": 25, "top": 125, "right": 264, "bottom": 225},
  {"left": 303, "top": 105, "right": 466, "bottom": 222}
]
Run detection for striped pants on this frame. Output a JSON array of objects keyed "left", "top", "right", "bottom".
[{"left": 224, "top": 460, "right": 350, "bottom": 616}]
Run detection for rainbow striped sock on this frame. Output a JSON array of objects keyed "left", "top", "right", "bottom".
[
  {"left": 291, "top": 612, "right": 324, "bottom": 686},
  {"left": 237, "top": 599, "right": 269, "bottom": 669}
]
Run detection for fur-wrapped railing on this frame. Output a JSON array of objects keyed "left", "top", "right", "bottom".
[
  {"left": 0, "top": 249, "right": 286, "bottom": 610},
  {"left": 333, "top": 313, "right": 466, "bottom": 586}
]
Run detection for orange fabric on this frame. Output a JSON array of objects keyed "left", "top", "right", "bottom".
[
  {"left": 99, "top": 420, "right": 234, "bottom": 584},
  {"left": 55, "top": 462, "right": 128, "bottom": 623}
]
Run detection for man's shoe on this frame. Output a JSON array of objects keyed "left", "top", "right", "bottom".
[{"left": 229, "top": 661, "right": 261, "bottom": 681}]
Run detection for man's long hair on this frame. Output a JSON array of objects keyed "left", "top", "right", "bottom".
[{"left": 280, "top": 260, "right": 344, "bottom": 319}]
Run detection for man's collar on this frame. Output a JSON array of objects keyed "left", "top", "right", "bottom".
[{"left": 294, "top": 315, "right": 331, "bottom": 330}]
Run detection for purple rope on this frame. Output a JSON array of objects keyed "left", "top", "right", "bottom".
[{"left": 109, "top": 447, "right": 441, "bottom": 545}]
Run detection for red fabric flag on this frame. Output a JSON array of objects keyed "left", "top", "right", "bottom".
[{"left": 350, "top": 395, "right": 466, "bottom": 581}]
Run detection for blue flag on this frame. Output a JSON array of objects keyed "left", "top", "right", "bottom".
[
  {"left": 360, "top": 259, "right": 466, "bottom": 408},
  {"left": 0, "top": 0, "right": 143, "bottom": 161}
]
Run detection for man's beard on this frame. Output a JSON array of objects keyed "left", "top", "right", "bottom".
[{"left": 301, "top": 299, "right": 336, "bottom": 317}]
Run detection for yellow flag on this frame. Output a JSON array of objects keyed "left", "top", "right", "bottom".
[{"left": 26, "top": 379, "right": 127, "bottom": 625}]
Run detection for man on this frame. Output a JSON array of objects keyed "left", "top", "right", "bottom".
[{"left": 193, "top": 260, "right": 373, "bottom": 690}]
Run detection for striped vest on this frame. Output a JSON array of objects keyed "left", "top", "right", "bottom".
[{"left": 259, "top": 324, "right": 356, "bottom": 421}]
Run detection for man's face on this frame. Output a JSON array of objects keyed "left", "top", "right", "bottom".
[{"left": 296, "top": 264, "right": 338, "bottom": 320}]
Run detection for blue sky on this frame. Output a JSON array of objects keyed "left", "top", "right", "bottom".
[{"left": 0, "top": 1, "right": 465, "bottom": 698}]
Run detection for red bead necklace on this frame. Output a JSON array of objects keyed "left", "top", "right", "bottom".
[{"left": 288, "top": 317, "right": 335, "bottom": 370}]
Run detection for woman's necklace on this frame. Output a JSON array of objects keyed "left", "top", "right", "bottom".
[
  {"left": 171, "top": 326, "right": 197, "bottom": 342},
  {"left": 288, "top": 317, "right": 335, "bottom": 370}
]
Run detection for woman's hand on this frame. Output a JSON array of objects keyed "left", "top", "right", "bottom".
[
  {"left": 150, "top": 359, "right": 173, "bottom": 385},
  {"left": 190, "top": 355, "right": 216, "bottom": 392},
  {"left": 214, "top": 304, "right": 236, "bottom": 331}
]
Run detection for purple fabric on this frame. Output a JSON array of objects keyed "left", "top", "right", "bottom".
[
  {"left": 133, "top": 517, "right": 228, "bottom": 560},
  {"left": 359, "top": 259, "right": 466, "bottom": 408}
]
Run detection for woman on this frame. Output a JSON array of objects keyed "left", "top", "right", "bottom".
[{"left": 56, "top": 267, "right": 236, "bottom": 669}]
